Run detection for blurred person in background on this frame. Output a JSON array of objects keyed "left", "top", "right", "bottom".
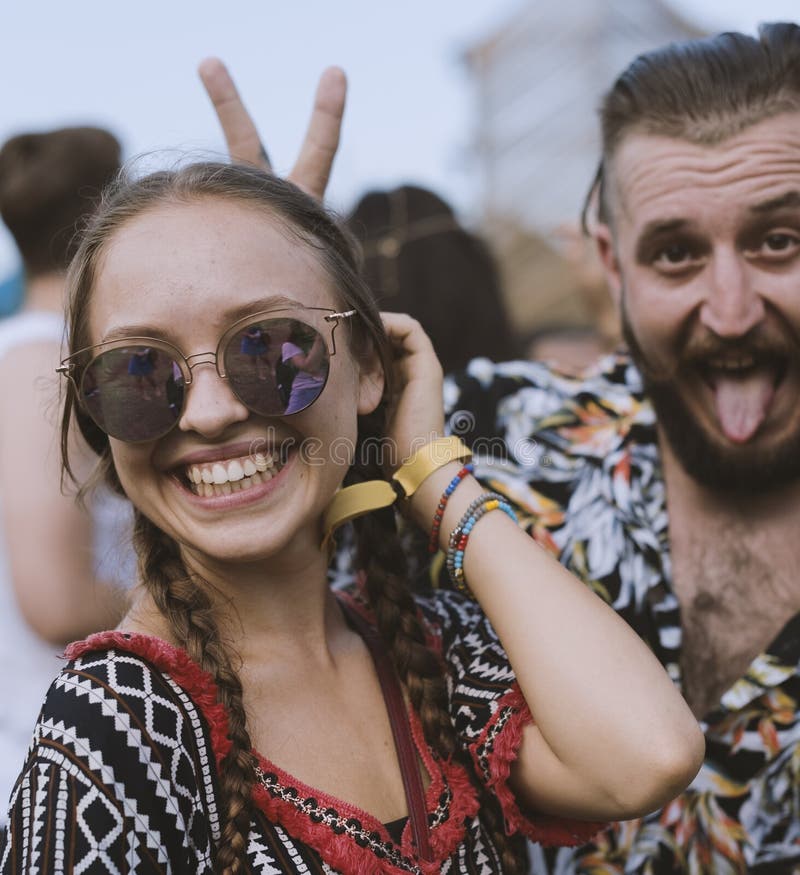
[
  {"left": 348, "top": 185, "right": 520, "bottom": 373},
  {"left": 0, "top": 126, "right": 134, "bottom": 840},
  {"left": 201, "top": 19, "right": 800, "bottom": 871},
  {"left": 523, "top": 222, "right": 620, "bottom": 373},
  {"left": 0, "top": 269, "right": 23, "bottom": 318}
]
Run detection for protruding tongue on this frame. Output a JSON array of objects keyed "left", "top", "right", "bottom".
[{"left": 712, "top": 369, "right": 775, "bottom": 443}]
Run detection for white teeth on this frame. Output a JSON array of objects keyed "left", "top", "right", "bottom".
[
  {"left": 710, "top": 355, "right": 756, "bottom": 371},
  {"left": 186, "top": 449, "right": 284, "bottom": 495},
  {"left": 227, "top": 460, "right": 245, "bottom": 481}
]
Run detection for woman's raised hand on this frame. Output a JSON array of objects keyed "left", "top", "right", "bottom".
[
  {"left": 197, "top": 57, "right": 346, "bottom": 201},
  {"left": 380, "top": 312, "right": 445, "bottom": 473}
]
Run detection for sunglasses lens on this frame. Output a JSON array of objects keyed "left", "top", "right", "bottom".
[
  {"left": 225, "top": 317, "right": 329, "bottom": 416},
  {"left": 80, "top": 347, "right": 185, "bottom": 441}
]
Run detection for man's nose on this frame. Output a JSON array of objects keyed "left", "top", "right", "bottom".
[{"left": 698, "top": 249, "right": 765, "bottom": 338}]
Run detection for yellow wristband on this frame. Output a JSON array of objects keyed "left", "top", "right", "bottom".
[
  {"left": 391, "top": 436, "right": 473, "bottom": 500},
  {"left": 321, "top": 480, "right": 398, "bottom": 550}
]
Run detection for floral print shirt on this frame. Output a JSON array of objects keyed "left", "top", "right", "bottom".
[{"left": 439, "top": 353, "right": 800, "bottom": 875}]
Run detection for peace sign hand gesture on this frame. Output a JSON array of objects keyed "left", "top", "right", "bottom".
[{"left": 198, "top": 57, "right": 346, "bottom": 202}]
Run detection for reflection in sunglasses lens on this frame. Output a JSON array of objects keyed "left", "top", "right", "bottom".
[
  {"left": 82, "top": 347, "right": 184, "bottom": 442},
  {"left": 225, "top": 318, "right": 329, "bottom": 416}
]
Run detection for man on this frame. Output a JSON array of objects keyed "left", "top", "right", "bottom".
[{"left": 200, "top": 24, "right": 800, "bottom": 873}]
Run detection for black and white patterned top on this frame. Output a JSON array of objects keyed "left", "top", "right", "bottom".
[{"left": 0, "top": 589, "right": 601, "bottom": 874}]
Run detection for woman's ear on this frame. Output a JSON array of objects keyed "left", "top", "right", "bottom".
[{"left": 357, "top": 351, "right": 385, "bottom": 415}]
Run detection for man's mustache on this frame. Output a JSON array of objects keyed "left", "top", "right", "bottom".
[{"left": 678, "top": 332, "right": 795, "bottom": 372}]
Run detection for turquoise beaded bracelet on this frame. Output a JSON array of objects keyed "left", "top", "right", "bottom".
[{"left": 446, "top": 492, "right": 517, "bottom": 591}]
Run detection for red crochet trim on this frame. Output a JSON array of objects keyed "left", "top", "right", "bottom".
[
  {"left": 66, "top": 630, "right": 479, "bottom": 874},
  {"left": 471, "top": 684, "right": 605, "bottom": 847}
]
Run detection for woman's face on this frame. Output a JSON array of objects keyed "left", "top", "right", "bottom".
[{"left": 88, "top": 198, "right": 382, "bottom": 569}]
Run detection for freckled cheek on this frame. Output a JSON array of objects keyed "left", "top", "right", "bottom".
[{"left": 107, "top": 442, "right": 162, "bottom": 504}]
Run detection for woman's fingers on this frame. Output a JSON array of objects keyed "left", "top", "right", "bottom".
[
  {"left": 198, "top": 57, "right": 270, "bottom": 169},
  {"left": 381, "top": 312, "right": 441, "bottom": 381},
  {"left": 198, "top": 58, "right": 345, "bottom": 202},
  {"left": 380, "top": 313, "right": 445, "bottom": 459},
  {"left": 288, "top": 67, "right": 347, "bottom": 201}
]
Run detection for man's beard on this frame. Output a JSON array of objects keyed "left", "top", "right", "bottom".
[{"left": 620, "top": 302, "right": 800, "bottom": 496}]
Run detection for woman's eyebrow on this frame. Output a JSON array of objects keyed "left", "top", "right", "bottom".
[
  {"left": 222, "top": 294, "right": 303, "bottom": 323},
  {"left": 100, "top": 295, "right": 305, "bottom": 343},
  {"left": 101, "top": 323, "right": 169, "bottom": 343}
]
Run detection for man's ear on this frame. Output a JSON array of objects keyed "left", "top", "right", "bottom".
[
  {"left": 357, "top": 352, "right": 385, "bottom": 415},
  {"left": 594, "top": 222, "right": 623, "bottom": 310}
]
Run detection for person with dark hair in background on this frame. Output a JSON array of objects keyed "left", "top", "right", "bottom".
[
  {"left": 198, "top": 19, "right": 800, "bottom": 872},
  {"left": 348, "top": 185, "right": 520, "bottom": 373},
  {"left": 0, "top": 126, "right": 134, "bottom": 843}
]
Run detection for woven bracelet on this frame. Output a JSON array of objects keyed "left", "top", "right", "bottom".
[
  {"left": 428, "top": 463, "right": 474, "bottom": 553},
  {"left": 446, "top": 492, "right": 517, "bottom": 591}
]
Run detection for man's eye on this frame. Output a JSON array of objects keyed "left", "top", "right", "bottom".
[
  {"left": 652, "top": 244, "right": 697, "bottom": 272},
  {"left": 765, "top": 233, "right": 797, "bottom": 252},
  {"left": 749, "top": 232, "right": 800, "bottom": 261},
  {"left": 662, "top": 246, "right": 689, "bottom": 262}
]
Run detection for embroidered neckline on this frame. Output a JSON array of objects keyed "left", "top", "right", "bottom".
[{"left": 66, "top": 628, "right": 479, "bottom": 875}]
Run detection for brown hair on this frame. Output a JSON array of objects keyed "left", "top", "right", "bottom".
[
  {"left": 348, "top": 185, "right": 519, "bottom": 372},
  {"left": 583, "top": 22, "right": 800, "bottom": 229},
  {"left": 0, "top": 126, "right": 121, "bottom": 277},
  {"left": 61, "top": 163, "right": 526, "bottom": 873}
]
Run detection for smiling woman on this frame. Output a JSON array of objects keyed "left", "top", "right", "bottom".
[{"left": 0, "top": 163, "right": 703, "bottom": 874}]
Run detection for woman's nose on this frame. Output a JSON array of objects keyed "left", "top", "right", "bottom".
[{"left": 177, "top": 361, "right": 250, "bottom": 438}]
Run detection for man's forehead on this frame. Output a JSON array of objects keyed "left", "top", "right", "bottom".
[{"left": 607, "top": 112, "right": 800, "bottom": 230}]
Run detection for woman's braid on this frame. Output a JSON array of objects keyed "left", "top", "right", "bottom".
[{"left": 133, "top": 513, "right": 256, "bottom": 874}]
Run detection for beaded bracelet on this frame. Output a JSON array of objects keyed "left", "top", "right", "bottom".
[
  {"left": 428, "top": 463, "right": 474, "bottom": 553},
  {"left": 446, "top": 492, "right": 518, "bottom": 591}
]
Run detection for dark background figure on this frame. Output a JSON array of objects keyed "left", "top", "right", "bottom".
[{"left": 347, "top": 185, "right": 521, "bottom": 372}]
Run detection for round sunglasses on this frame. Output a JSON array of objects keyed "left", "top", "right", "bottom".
[{"left": 58, "top": 307, "right": 357, "bottom": 443}]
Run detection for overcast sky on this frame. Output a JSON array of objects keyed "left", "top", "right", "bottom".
[{"left": 1, "top": 0, "right": 798, "bottom": 276}]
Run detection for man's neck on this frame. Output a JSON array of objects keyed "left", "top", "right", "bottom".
[
  {"left": 23, "top": 272, "right": 65, "bottom": 314},
  {"left": 659, "top": 427, "right": 800, "bottom": 716}
]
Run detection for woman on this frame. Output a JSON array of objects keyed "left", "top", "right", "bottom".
[{"left": 1, "top": 163, "right": 703, "bottom": 874}]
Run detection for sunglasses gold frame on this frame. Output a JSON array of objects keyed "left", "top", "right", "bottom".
[{"left": 57, "top": 306, "right": 357, "bottom": 441}]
